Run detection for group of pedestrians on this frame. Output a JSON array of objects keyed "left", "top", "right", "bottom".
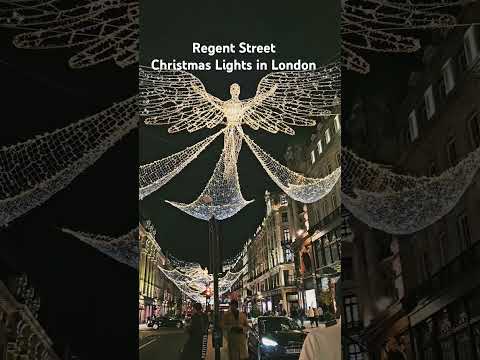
[
  {"left": 307, "top": 306, "right": 323, "bottom": 327},
  {"left": 180, "top": 299, "right": 249, "bottom": 360},
  {"left": 290, "top": 305, "right": 324, "bottom": 328}
]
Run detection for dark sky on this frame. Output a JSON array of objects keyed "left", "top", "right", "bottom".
[
  {"left": 0, "top": 26, "right": 138, "bottom": 359},
  {"left": 140, "top": 0, "right": 340, "bottom": 266}
]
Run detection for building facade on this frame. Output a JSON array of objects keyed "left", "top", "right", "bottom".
[
  {"left": 345, "top": 4, "right": 480, "bottom": 359},
  {"left": 0, "top": 275, "right": 60, "bottom": 360},
  {"left": 245, "top": 191, "right": 298, "bottom": 316},
  {"left": 285, "top": 111, "right": 345, "bottom": 316},
  {"left": 139, "top": 221, "right": 182, "bottom": 323}
]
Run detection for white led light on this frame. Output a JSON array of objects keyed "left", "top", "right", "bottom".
[
  {"left": 261, "top": 337, "right": 278, "bottom": 347},
  {"left": 342, "top": 0, "right": 461, "bottom": 74},
  {"left": 1, "top": 0, "right": 138, "bottom": 68},
  {"left": 0, "top": 97, "right": 137, "bottom": 227},
  {"left": 139, "top": 64, "right": 341, "bottom": 219},
  {"left": 342, "top": 146, "right": 480, "bottom": 234}
]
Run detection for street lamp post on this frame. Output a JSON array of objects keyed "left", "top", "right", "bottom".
[{"left": 203, "top": 195, "right": 222, "bottom": 360}]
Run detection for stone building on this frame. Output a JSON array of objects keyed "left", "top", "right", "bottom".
[
  {"left": 245, "top": 191, "right": 298, "bottom": 315},
  {"left": 345, "top": 4, "right": 480, "bottom": 359},
  {"left": 285, "top": 111, "right": 345, "bottom": 315},
  {"left": 138, "top": 221, "right": 182, "bottom": 323},
  {"left": 0, "top": 274, "right": 60, "bottom": 360}
]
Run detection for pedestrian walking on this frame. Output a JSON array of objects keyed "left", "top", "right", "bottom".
[
  {"left": 221, "top": 299, "right": 249, "bottom": 360},
  {"left": 307, "top": 307, "right": 315, "bottom": 328},
  {"left": 299, "top": 279, "right": 342, "bottom": 360},
  {"left": 313, "top": 308, "right": 319, "bottom": 327},
  {"left": 318, "top": 306, "right": 324, "bottom": 322},
  {"left": 299, "top": 308, "right": 305, "bottom": 327},
  {"left": 180, "top": 303, "right": 207, "bottom": 360}
]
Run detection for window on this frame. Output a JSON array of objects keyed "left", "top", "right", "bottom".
[
  {"left": 446, "top": 137, "right": 458, "bottom": 165},
  {"left": 280, "top": 195, "right": 288, "bottom": 206},
  {"left": 344, "top": 296, "right": 360, "bottom": 328},
  {"left": 408, "top": 110, "right": 419, "bottom": 141},
  {"left": 429, "top": 161, "right": 437, "bottom": 176},
  {"left": 418, "top": 101, "right": 428, "bottom": 125},
  {"left": 347, "top": 343, "right": 363, "bottom": 360},
  {"left": 457, "top": 213, "right": 471, "bottom": 249},
  {"left": 331, "top": 193, "right": 337, "bottom": 209},
  {"left": 442, "top": 59, "right": 456, "bottom": 94},
  {"left": 435, "top": 76, "right": 446, "bottom": 107},
  {"left": 325, "top": 128, "right": 331, "bottom": 144},
  {"left": 336, "top": 152, "right": 341, "bottom": 167},
  {"left": 310, "top": 150, "right": 316, "bottom": 164},
  {"left": 464, "top": 25, "right": 479, "bottom": 65},
  {"left": 457, "top": 47, "right": 468, "bottom": 75},
  {"left": 424, "top": 85, "right": 436, "bottom": 119},
  {"left": 317, "top": 139, "right": 323, "bottom": 154},
  {"left": 469, "top": 114, "right": 480, "bottom": 148},
  {"left": 334, "top": 114, "right": 341, "bottom": 132},
  {"left": 283, "top": 228, "right": 290, "bottom": 242},
  {"left": 327, "top": 163, "right": 332, "bottom": 174},
  {"left": 281, "top": 212, "right": 288, "bottom": 223},
  {"left": 323, "top": 201, "right": 329, "bottom": 217}
]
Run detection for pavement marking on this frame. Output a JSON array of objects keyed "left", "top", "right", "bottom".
[{"left": 139, "top": 337, "right": 158, "bottom": 350}]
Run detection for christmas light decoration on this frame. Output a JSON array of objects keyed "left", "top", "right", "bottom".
[
  {"left": 61, "top": 227, "right": 139, "bottom": 268},
  {"left": 139, "top": 64, "right": 341, "bottom": 218},
  {"left": 243, "top": 133, "right": 341, "bottom": 203},
  {"left": 341, "top": 146, "right": 480, "bottom": 234},
  {"left": 0, "top": 96, "right": 137, "bottom": 227},
  {"left": 1, "top": 0, "right": 138, "bottom": 68},
  {"left": 139, "top": 128, "right": 225, "bottom": 200},
  {"left": 139, "top": 64, "right": 340, "bottom": 135},
  {"left": 166, "top": 126, "right": 254, "bottom": 220},
  {"left": 157, "top": 262, "right": 242, "bottom": 303},
  {"left": 342, "top": 0, "right": 464, "bottom": 74}
]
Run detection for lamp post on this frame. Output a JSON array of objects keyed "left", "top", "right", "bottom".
[{"left": 203, "top": 195, "right": 222, "bottom": 360}]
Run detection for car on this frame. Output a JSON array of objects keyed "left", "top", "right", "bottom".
[
  {"left": 248, "top": 316, "right": 307, "bottom": 360},
  {"left": 147, "top": 316, "right": 184, "bottom": 329}
]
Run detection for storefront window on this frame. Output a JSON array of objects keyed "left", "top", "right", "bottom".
[
  {"left": 440, "top": 338, "right": 456, "bottom": 360},
  {"left": 456, "top": 331, "right": 473, "bottom": 360},
  {"left": 473, "top": 324, "right": 480, "bottom": 358}
]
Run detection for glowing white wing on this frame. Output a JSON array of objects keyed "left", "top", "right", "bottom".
[
  {"left": 342, "top": 146, "right": 480, "bottom": 234},
  {"left": 342, "top": 0, "right": 460, "bottom": 74},
  {"left": 244, "top": 62, "right": 341, "bottom": 135},
  {"left": 62, "top": 227, "right": 139, "bottom": 268},
  {"left": 139, "top": 66, "right": 225, "bottom": 133},
  {"left": 0, "top": 96, "right": 137, "bottom": 227},
  {"left": 1, "top": 0, "right": 138, "bottom": 68}
]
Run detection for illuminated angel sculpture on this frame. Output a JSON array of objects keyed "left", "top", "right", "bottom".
[
  {"left": 342, "top": 0, "right": 467, "bottom": 73},
  {"left": 0, "top": 0, "right": 138, "bottom": 68},
  {"left": 139, "top": 63, "right": 341, "bottom": 220}
]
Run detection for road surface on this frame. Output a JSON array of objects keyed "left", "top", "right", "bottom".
[{"left": 139, "top": 328, "right": 187, "bottom": 360}]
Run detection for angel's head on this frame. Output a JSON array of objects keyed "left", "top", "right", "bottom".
[{"left": 230, "top": 83, "right": 241, "bottom": 99}]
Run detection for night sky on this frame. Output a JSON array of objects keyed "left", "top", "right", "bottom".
[
  {"left": 140, "top": 0, "right": 340, "bottom": 266},
  {"left": 0, "top": 26, "right": 138, "bottom": 359}
]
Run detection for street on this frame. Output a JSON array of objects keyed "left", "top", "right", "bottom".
[{"left": 139, "top": 328, "right": 187, "bottom": 360}]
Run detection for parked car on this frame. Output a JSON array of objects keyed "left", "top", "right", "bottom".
[
  {"left": 147, "top": 316, "right": 184, "bottom": 329},
  {"left": 248, "top": 316, "right": 307, "bottom": 359}
]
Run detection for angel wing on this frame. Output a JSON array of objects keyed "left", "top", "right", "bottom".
[
  {"left": 1, "top": 0, "right": 138, "bottom": 69},
  {"left": 341, "top": 0, "right": 459, "bottom": 74},
  {"left": 243, "top": 62, "right": 341, "bottom": 135},
  {"left": 139, "top": 66, "right": 225, "bottom": 133}
]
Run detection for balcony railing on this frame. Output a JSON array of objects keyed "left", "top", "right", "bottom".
[
  {"left": 414, "top": 239, "right": 480, "bottom": 302},
  {"left": 308, "top": 207, "right": 342, "bottom": 235}
]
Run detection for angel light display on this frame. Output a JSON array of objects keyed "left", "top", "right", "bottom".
[
  {"left": 139, "top": 63, "right": 341, "bottom": 220},
  {"left": 0, "top": 0, "right": 138, "bottom": 68},
  {"left": 342, "top": 0, "right": 469, "bottom": 74}
]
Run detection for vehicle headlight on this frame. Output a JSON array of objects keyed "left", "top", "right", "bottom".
[{"left": 261, "top": 337, "right": 278, "bottom": 347}]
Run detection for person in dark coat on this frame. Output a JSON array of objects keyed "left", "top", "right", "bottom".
[{"left": 181, "top": 303, "right": 206, "bottom": 360}]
